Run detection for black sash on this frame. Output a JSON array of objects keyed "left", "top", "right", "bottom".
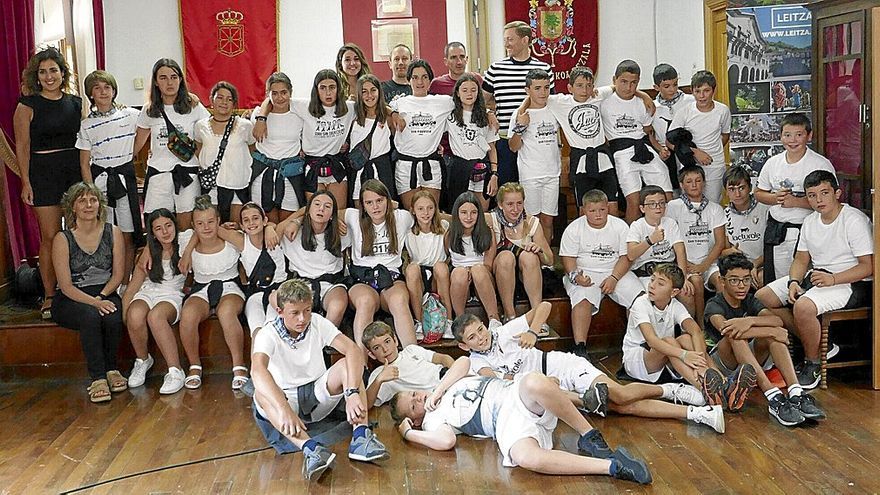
[
  {"left": 447, "top": 154, "right": 491, "bottom": 204},
  {"left": 665, "top": 128, "right": 697, "bottom": 167},
  {"left": 90, "top": 161, "right": 144, "bottom": 245},
  {"left": 763, "top": 215, "right": 801, "bottom": 282},
  {"left": 569, "top": 144, "right": 611, "bottom": 179},
  {"left": 251, "top": 152, "right": 306, "bottom": 210},
  {"left": 349, "top": 264, "right": 402, "bottom": 292},
  {"left": 290, "top": 269, "right": 345, "bottom": 313},
  {"left": 187, "top": 277, "right": 241, "bottom": 310},
  {"left": 303, "top": 153, "right": 348, "bottom": 193},
  {"left": 633, "top": 261, "right": 659, "bottom": 278},
  {"left": 144, "top": 163, "right": 199, "bottom": 195},
  {"left": 216, "top": 186, "right": 251, "bottom": 223},
  {"left": 397, "top": 152, "right": 442, "bottom": 191},
  {"left": 608, "top": 136, "right": 654, "bottom": 164}
]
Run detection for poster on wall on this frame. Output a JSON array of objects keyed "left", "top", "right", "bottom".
[
  {"left": 726, "top": 3, "right": 812, "bottom": 178},
  {"left": 180, "top": 1, "right": 278, "bottom": 108},
  {"left": 505, "top": 0, "right": 599, "bottom": 93}
]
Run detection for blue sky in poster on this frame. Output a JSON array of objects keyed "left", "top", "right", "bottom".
[{"left": 736, "top": 5, "right": 811, "bottom": 47}]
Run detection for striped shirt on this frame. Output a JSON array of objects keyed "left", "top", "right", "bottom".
[
  {"left": 76, "top": 107, "right": 139, "bottom": 168},
  {"left": 482, "top": 57, "right": 554, "bottom": 138}
]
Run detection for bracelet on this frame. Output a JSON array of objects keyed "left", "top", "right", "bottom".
[
  {"left": 403, "top": 428, "right": 412, "bottom": 440},
  {"left": 680, "top": 350, "right": 688, "bottom": 361},
  {"left": 610, "top": 274, "right": 619, "bottom": 281},
  {"left": 96, "top": 293, "right": 106, "bottom": 300},
  {"left": 527, "top": 329, "right": 539, "bottom": 338},
  {"left": 512, "top": 123, "right": 528, "bottom": 135},
  {"left": 255, "top": 115, "right": 267, "bottom": 122},
  {"left": 487, "top": 109, "right": 495, "bottom": 114},
  {"left": 787, "top": 279, "right": 801, "bottom": 288},
  {"left": 830, "top": 274, "right": 836, "bottom": 286},
  {"left": 568, "top": 270, "right": 579, "bottom": 284},
  {"left": 645, "top": 235, "right": 654, "bottom": 246}
]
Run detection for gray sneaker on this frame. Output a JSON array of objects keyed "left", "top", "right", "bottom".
[
  {"left": 580, "top": 382, "right": 609, "bottom": 418},
  {"left": 797, "top": 361, "right": 821, "bottom": 390},
  {"left": 611, "top": 447, "right": 653, "bottom": 484},
  {"left": 768, "top": 395, "right": 806, "bottom": 427},
  {"left": 348, "top": 429, "right": 389, "bottom": 462},
  {"left": 789, "top": 393, "right": 826, "bottom": 420},
  {"left": 302, "top": 444, "right": 336, "bottom": 481},
  {"left": 577, "top": 428, "right": 614, "bottom": 459},
  {"left": 128, "top": 355, "right": 154, "bottom": 388}
]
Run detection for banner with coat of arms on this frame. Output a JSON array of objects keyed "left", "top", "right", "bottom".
[
  {"left": 505, "top": 0, "right": 599, "bottom": 93},
  {"left": 180, "top": 1, "right": 278, "bottom": 108}
]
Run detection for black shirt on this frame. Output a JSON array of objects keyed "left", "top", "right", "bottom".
[
  {"left": 381, "top": 80, "right": 411, "bottom": 103},
  {"left": 703, "top": 292, "right": 766, "bottom": 345},
  {"left": 18, "top": 93, "right": 82, "bottom": 151}
]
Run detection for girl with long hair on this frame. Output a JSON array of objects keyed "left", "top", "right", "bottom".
[
  {"left": 336, "top": 43, "right": 372, "bottom": 100},
  {"left": 403, "top": 190, "right": 452, "bottom": 329},
  {"left": 122, "top": 209, "right": 187, "bottom": 394},
  {"left": 350, "top": 74, "right": 395, "bottom": 205},
  {"left": 445, "top": 192, "right": 499, "bottom": 320},
  {"left": 134, "top": 58, "right": 209, "bottom": 230},
  {"left": 14, "top": 47, "right": 82, "bottom": 319}
]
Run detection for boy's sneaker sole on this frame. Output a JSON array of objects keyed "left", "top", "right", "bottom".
[
  {"left": 726, "top": 364, "right": 757, "bottom": 412},
  {"left": 307, "top": 452, "right": 336, "bottom": 481},
  {"left": 701, "top": 368, "right": 725, "bottom": 406}
]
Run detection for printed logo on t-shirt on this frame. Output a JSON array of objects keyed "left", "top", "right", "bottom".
[
  {"left": 685, "top": 220, "right": 710, "bottom": 245},
  {"left": 613, "top": 113, "right": 639, "bottom": 132},
  {"left": 568, "top": 103, "right": 601, "bottom": 139},
  {"left": 498, "top": 358, "right": 524, "bottom": 377},
  {"left": 315, "top": 118, "right": 346, "bottom": 139},
  {"left": 590, "top": 244, "right": 616, "bottom": 260},
  {"left": 535, "top": 121, "right": 558, "bottom": 145},
  {"left": 371, "top": 225, "right": 391, "bottom": 255},
  {"left": 409, "top": 112, "right": 439, "bottom": 135},
  {"left": 651, "top": 239, "right": 673, "bottom": 260}
]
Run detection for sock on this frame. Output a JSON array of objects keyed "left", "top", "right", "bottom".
[
  {"left": 764, "top": 387, "right": 783, "bottom": 401},
  {"left": 787, "top": 384, "right": 803, "bottom": 397},
  {"left": 609, "top": 458, "right": 621, "bottom": 476},
  {"left": 303, "top": 439, "right": 319, "bottom": 452},
  {"left": 353, "top": 425, "right": 369, "bottom": 440}
]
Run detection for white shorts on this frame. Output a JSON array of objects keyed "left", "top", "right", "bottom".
[
  {"left": 613, "top": 147, "right": 673, "bottom": 196},
  {"left": 766, "top": 275, "right": 854, "bottom": 315},
  {"left": 143, "top": 171, "right": 200, "bottom": 214},
  {"left": 770, "top": 228, "right": 800, "bottom": 279},
  {"left": 564, "top": 269, "right": 643, "bottom": 313},
  {"left": 245, "top": 292, "right": 272, "bottom": 336},
  {"left": 545, "top": 351, "right": 606, "bottom": 394},
  {"left": 254, "top": 368, "right": 342, "bottom": 424},
  {"left": 695, "top": 263, "right": 721, "bottom": 290},
  {"left": 207, "top": 187, "right": 246, "bottom": 206},
  {"left": 623, "top": 345, "right": 675, "bottom": 383},
  {"left": 521, "top": 177, "right": 559, "bottom": 216},
  {"left": 187, "top": 281, "right": 246, "bottom": 307},
  {"left": 495, "top": 375, "right": 558, "bottom": 468},
  {"left": 250, "top": 171, "right": 301, "bottom": 212},
  {"left": 94, "top": 173, "right": 136, "bottom": 232},
  {"left": 318, "top": 281, "right": 347, "bottom": 303},
  {"left": 702, "top": 164, "right": 725, "bottom": 204},
  {"left": 395, "top": 158, "right": 443, "bottom": 194},
  {"left": 132, "top": 287, "right": 183, "bottom": 324}
]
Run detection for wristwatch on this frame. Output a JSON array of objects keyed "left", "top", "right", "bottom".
[
  {"left": 645, "top": 236, "right": 654, "bottom": 246},
  {"left": 343, "top": 387, "right": 360, "bottom": 398}
]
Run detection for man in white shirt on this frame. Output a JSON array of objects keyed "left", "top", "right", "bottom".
[
  {"left": 251, "top": 279, "right": 388, "bottom": 481},
  {"left": 756, "top": 170, "right": 873, "bottom": 389}
]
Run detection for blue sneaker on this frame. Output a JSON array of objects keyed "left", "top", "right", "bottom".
[
  {"left": 348, "top": 428, "right": 389, "bottom": 462},
  {"left": 302, "top": 444, "right": 336, "bottom": 481},
  {"left": 611, "top": 447, "right": 653, "bottom": 484},
  {"left": 577, "top": 428, "right": 614, "bottom": 459}
]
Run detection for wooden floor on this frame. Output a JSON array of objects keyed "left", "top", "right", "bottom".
[{"left": 2, "top": 355, "right": 879, "bottom": 495}]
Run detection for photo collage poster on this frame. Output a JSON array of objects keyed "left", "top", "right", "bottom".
[{"left": 726, "top": 3, "right": 812, "bottom": 179}]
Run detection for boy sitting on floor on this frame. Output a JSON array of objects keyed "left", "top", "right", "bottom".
[
  {"left": 756, "top": 170, "right": 873, "bottom": 389},
  {"left": 706, "top": 253, "right": 824, "bottom": 425},
  {"left": 452, "top": 300, "right": 725, "bottom": 432},
  {"left": 363, "top": 321, "right": 455, "bottom": 407},
  {"left": 622, "top": 263, "right": 756, "bottom": 409},
  {"left": 392, "top": 358, "right": 654, "bottom": 484},
  {"left": 251, "top": 279, "right": 389, "bottom": 481}
]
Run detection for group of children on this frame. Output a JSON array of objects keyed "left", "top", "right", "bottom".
[{"left": 64, "top": 45, "right": 875, "bottom": 485}]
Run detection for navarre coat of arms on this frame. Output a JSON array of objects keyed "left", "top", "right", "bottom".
[{"left": 216, "top": 9, "right": 245, "bottom": 57}]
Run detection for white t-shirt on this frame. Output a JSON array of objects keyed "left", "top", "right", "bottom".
[
  {"left": 447, "top": 110, "right": 499, "bottom": 160},
  {"left": 757, "top": 148, "right": 836, "bottom": 224},
  {"left": 665, "top": 198, "right": 726, "bottom": 263},
  {"left": 252, "top": 108, "right": 302, "bottom": 159},
  {"left": 136, "top": 103, "right": 210, "bottom": 172},
  {"left": 366, "top": 344, "right": 443, "bottom": 406},
  {"left": 601, "top": 92, "right": 651, "bottom": 141},
  {"left": 345, "top": 208, "right": 413, "bottom": 270},
  {"left": 668, "top": 101, "right": 731, "bottom": 168},
  {"left": 282, "top": 228, "right": 350, "bottom": 279},
  {"left": 194, "top": 117, "right": 255, "bottom": 189},
  {"left": 350, "top": 117, "right": 392, "bottom": 159},
  {"left": 653, "top": 92, "right": 694, "bottom": 149},
  {"left": 725, "top": 200, "right": 769, "bottom": 262},
  {"left": 76, "top": 107, "right": 140, "bottom": 168},
  {"left": 626, "top": 217, "right": 684, "bottom": 270},
  {"left": 391, "top": 95, "right": 454, "bottom": 157},
  {"left": 291, "top": 98, "right": 356, "bottom": 156},
  {"left": 559, "top": 215, "right": 629, "bottom": 273},
  {"left": 468, "top": 316, "right": 543, "bottom": 377},
  {"left": 240, "top": 234, "right": 287, "bottom": 284},
  {"left": 506, "top": 106, "right": 560, "bottom": 180},
  {"left": 421, "top": 375, "right": 509, "bottom": 438},
  {"left": 798, "top": 204, "right": 873, "bottom": 275},
  {"left": 546, "top": 89, "right": 611, "bottom": 150},
  {"left": 252, "top": 313, "right": 341, "bottom": 390},
  {"left": 405, "top": 220, "right": 448, "bottom": 266},
  {"left": 622, "top": 293, "right": 692, "bottom": 353}
]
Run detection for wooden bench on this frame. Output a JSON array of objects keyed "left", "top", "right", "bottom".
[{"left": 820, "top": 307, "right": 871, "bottom": 389}]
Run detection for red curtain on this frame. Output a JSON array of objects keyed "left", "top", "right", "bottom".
[
  {"left": 92, "top": 0, "right": 105, "bottom": 69},
  {"left": 505, "top": 0, "right": 600, "bottom": 93},
  {"left": 1, "top": 0, "right": 41, "bottom": 267},
  {"left": 180, "top": 0, "right": 278, "bottom": 108}
]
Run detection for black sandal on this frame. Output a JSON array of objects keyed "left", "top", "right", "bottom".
[{"left": 41, "top": 296, "right": 53, "bottom": 320}]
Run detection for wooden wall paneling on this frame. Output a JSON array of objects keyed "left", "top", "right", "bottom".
[{"left": 873, "top": 5, "right": 880, "bottom": 390}]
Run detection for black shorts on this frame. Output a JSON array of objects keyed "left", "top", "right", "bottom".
[
  {"left": 573, "top": 169, "right": 619, "bottom": 207},
  {"left": 29, "top": 149, "right": 81, "bottom": 206}
]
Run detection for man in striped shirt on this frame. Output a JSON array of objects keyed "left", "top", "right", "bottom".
[{"left": 483, "top": 20, "right": 554, "bottom": 187}]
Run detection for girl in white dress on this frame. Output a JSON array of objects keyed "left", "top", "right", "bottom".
[{"left": 445, "top": 192, "right": 499, "bottom": 320}]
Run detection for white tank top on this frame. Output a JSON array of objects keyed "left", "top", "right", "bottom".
[
  {"left": 141, "top": 258, "right": 186, "bottom": 293},
  {"left": 449, "top": 235, "right": 484, "bottom": 268},
  {"left": 240, "top": 235, "right": 288, "bottom": 284}
]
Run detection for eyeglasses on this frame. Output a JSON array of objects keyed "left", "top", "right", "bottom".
[
  {"left": 643, "top": 201, "right": 667, "bottom": 209},
  {"left": 724, "top": 276, "right": 753, "bottom": 287}
]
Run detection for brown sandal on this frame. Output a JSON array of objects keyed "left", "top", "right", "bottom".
[
  {"left": 40, "top": 296, "right": 53, "bottom": 320},
  {"left": 87, "top": 379, "right": 112, "bottom": 403},
  {"left": 106, "top": 370, "right": 128, "bottom": 392}
]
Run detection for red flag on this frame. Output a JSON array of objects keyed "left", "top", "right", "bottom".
[
  {"left": 504, "top": 0, "right": 599, "bottom": 93},
  {"left": 180, "top": 1, "right": 278, "bottom": 108}
]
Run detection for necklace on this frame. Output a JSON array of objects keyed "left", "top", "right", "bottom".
[
  {"left": 495, "top": 208, "right": 525, "bottom": 229},
  {"left": 212, "top": 116, "right": 231, "bottom": 123},
  {"left": 728, "top": 195, "right": 758, "bottom": 216}
]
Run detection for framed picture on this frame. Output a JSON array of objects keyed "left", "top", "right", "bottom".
[
  {"left": 376, "top": 0, "right": 412, "bottom": 18},
  {"left": 371, "top": 19, "right": 419, "bottom": 62}
]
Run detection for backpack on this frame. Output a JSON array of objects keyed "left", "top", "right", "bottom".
[{"left": 420, "top": 292, "right": 447, "bottom": 344}]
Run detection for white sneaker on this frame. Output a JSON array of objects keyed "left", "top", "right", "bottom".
[
  {"left": 488, "top": 318, "right": 502, "bottom": 331},
  {"left": 442, "top": 319, "right": 454, "bottom": 340},
  {"left": 661, "top": 383, "right": 706, "bottom": 406},
  {"left": 414, "top": 321, "right": 424, "bottom": 342},
  {"left": 128, "top": 354, "right": 154, "bottom": 388},
  {"left": 160, "top": 367, "right": 186, "bottom": 395},
  {"left": 688, "top": 405, "right": 725, "bottom": 433}
]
